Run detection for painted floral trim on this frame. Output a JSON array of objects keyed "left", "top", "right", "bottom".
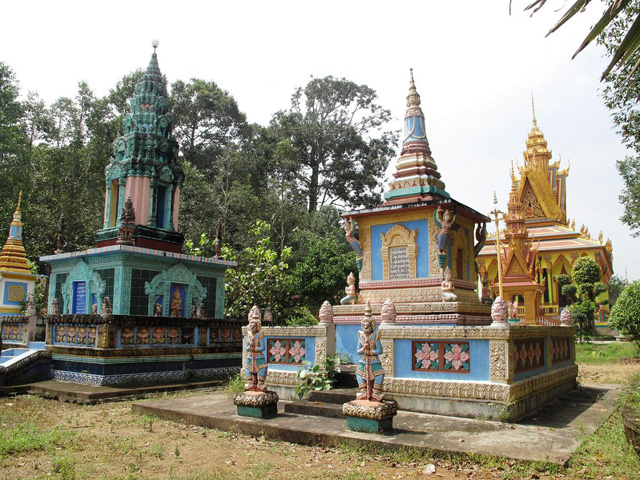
[
  {"left": 412, "top": 341, "right": 470, "bottom": 373},
  {"left": 267, "top": 338, "right": 306, "bottom": 365}
]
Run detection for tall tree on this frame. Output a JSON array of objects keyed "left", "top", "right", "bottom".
[
  {"left": 270, "top": 76, "right": 396, "bottom": 213},
  {"left": 171, "top": 79, "right": 249, "bottom": 177}
]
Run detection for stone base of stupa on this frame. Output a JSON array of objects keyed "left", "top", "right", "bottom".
[
  {"left": 343, "top": 399, "right": 398, "bottom": 433},
  {"left": 233, "top": 390, "right": 279, "bottom": 419}
]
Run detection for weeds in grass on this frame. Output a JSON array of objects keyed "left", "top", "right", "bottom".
[
  {"left": 225, "top": 372, "right": 245, "bottom": 396},
  {"left": 575, "top": 342, "right": 639, "bottom": 364},
  {"left": 0, "top": 423, "right": 72, "bottom": 457},
  {"left": 52, "top": 455, "right": 77, "bottom": 480}
]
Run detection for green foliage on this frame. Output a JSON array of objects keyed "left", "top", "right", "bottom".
[
  {"left": 295, "top": 354, "right": 343, "bottom": 399},
  {"left": 226, "top": 372, "right": 246, "bottom": 396},
  {"left": 616, "top": 156, "right": 640, "bottom": 236},
  {"left": 575, "top": 341, "right": 640, "bottom": 364},
  {"left": 0, "top": 424, "right": 71, "bottom": 457},
  {"left": 270, "top": 76, "right": 396, "bottom": 212},
  {"left": 610, "top": 280, "right": 640, "bottom": 350},
  {"left": 284, "top": 306, "right": 318, "bottom": 326},
  {"left": 608, "top": 274, "right": 627, "bottom": 305},
  {"left": 563, "top": 257, "right": 607, "bottom": 339},
  {"left": 223, "top": 220, "right": 295, "bottom": 322}
]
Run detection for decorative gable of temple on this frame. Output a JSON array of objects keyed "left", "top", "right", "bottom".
[{"left": 477, "top": 101, "right": 613, "bottom": 318}]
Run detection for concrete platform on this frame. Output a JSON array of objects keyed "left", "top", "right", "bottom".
[
  {"left": 132, "top": 384, "right": 619, "bottom": 465},
  {"left": 1, "top": 378, "right": 225, "bottom": 403}
]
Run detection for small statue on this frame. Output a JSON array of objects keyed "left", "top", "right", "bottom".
[
  {"left": 507, "top": 299, "right": 519, "bottom": 320},
  {"left": 440, "top": 267, "right": 458, "bottom": 302},
  {"left": 154, "top": 302, "right": 163, "bottom": 317},
  {"left": 196, "top": 302, "right": 206, "bottom": 319},
  {"left": 434, "top": 205, "right": 456, "bottom": 255},
  {"left": 560, "top": 306, "right": 573, "bottom": 327},
  {"left": 355, "top": 301, "right": 385, "bottom": 402},
  {"left": 25, "top": 295, "right": 36, "bottom": 316},
  {"left": 340, "top": 272, "right": 357, "bottom": 305},
  {"left": 54, "top": 214, "right": 67, "bottom": 254},
  {"left": 380, "top": 298, "right": 397, "bottom": 324},
  {"left": 117, "top": 196, "right": 136, "bottom": 245},
  {"left": 91, "top": 303, "right": 98, "bottom": 315},
  {"left": 214, "top": 219, "right": 222, "bottom": 257},
  {"left": 101, "top": 296, "right": 112, "bottom": 315},
  {"left": 490, "top": 296, "right": 508, "bottom": 327},
  {"left": 191, "top": 304, "right": 197, "bottom": 318},
  {"left": 245, "top": 307, "right": 267, "bottom": 391},
  {"left": 50, "top": 298, "right": 60, "bottom": 315},
  {"left": 170, "top": 289, "right": 183, "bottom": 318},
  {"left": 344, "top": 217, "right": 363, "bottom": 271},
  {"left": 318, "top": 301, "right": 334, "bottom": 324}
]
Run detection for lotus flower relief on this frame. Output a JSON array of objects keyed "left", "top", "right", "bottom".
[
  {"left": 269, "top": 340, "right": 286, "bottom": 362},
  {"left": 415, "top": 343, "right": 438, "bottom": 369},
  {"left": 444, "top": 343, "right": 470, "bottom": 371},
  {"left": 288, "top": 340, "right": 306, "bottom": 363}
]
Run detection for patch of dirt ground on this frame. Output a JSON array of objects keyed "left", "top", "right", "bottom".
[{"left": 578, "top": 362, "right": 640, "bottom": 384}]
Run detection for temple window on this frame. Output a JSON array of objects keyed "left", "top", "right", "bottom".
[
  {"left": 156, "top": 184, "right": 168, "bottom": 229},
  {"left": 109, "top": 180, "right": 120, "bottom": 227}
]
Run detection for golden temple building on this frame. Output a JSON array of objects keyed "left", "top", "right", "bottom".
[{"left": 477, "top": 103, "right": 613, "bottom": 319}]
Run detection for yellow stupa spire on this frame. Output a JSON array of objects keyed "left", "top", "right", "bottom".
[{"left": 0, "top": 191, "right": 32, "bottom": 274}]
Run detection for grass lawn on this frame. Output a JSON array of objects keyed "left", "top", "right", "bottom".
[{"left": 575, "top": 341, "right": 639, "bottom": 364}]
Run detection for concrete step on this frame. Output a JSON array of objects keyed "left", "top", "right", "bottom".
[
  {"left": 307, "top": 388, "right": 357, "bottom": 405},
  {"left": 284, "top": 400, "right": 345, "bottom": 418}
]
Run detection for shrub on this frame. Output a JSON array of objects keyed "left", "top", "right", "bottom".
[{"left": 610, "top": 280, "right": 640, "bottom": 351}]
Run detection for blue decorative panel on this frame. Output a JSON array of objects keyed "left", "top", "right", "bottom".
[
  {"left": 265, "top": 337, "right": 315, "bottom": 372},
  {"left": 396, "top": 339, "right": 489, "bottom": 381},
  {"left": 72, "top": 281, "right": 87, "bottom": 314},
  {"left": 336, "top": 324, "right": 362, "bottom": 364},
  {"left": 371, "top": 220, "right": 429, "bottom": 280},
  {"left": 4, "top": 282, "right": 27, "bottom": 305}
]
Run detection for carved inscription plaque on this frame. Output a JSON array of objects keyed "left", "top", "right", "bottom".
[{"left": 390, "top": 247, "right": 410, "bottom": 279}]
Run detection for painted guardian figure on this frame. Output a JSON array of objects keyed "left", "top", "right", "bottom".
[
  {"left": 355, "top": 302, "right": 385, "bottom": 401},
  {"left": 245, "top": 308, "right": 268, "bottom": 391}
]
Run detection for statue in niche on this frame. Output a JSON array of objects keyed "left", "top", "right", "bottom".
[
  {"left": 191, "top": 304, "right": 197, "bottom": 318},
  {"left": 340, "top": 272, "right": 357, "bottom": 305},
  {"left": 245, "top": 307, "right": 267, "bottom": 391},
  {"left": 508, "top": 299, "right": 519, "bottom": 320},
  {"left": 154, "top": 303, "right": 163, "bottom": 317},
  {"left": 434, "top": 205, "right": 456, "bottom": 255},
  {"left": 214, "top": 219, "right": 222, "bottom": 257},
  {"left": 196, "top": 302, "right": 206, "bottom": 319},
  {"left": 54, "top": 214, "right": 67, "bottom": 254},
  {"left": 101, "top": 296, "right": 112, "bottom": 316},
  {"left": 355, "top": 302, "right": 385, "bottom": 402},
  {"left": 50, "top": 298, "right": 60, "bottom": 315},
  {"left": 344, "top": 217, "right": 363, "bottom": 271},
  {"left": 170, "top": 289, "right": 183, "bottom": 318},
  {"left": 440, "top": 267, "right": 458, "bottom": 302},
  {"left": 117, "top": 196, "right": 136, "bottom": 245},
  {"left": 91, "top": 304, "right": 98, "bottom": 315}
]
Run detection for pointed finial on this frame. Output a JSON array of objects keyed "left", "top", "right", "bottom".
[
  {"left": 152, "top": 39, "right": 159, "bottom": 53},
  {"left": 531, "top": 94, "right": 537, "bottom": 128},
  {"left": 365, "top": 299, "right": 372, "bottom": 317},
  {"left": 15, "top": 191, "right": 22, "bottom": 214},
  {"left": 493, "top": 191, "right": 498, "bottom": 205},
  {"left": 406, "top": 68, "right": 421, "bottom": 108}
]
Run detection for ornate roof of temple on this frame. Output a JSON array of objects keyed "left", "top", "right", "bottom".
[
  {"left": 0, "top": 191, "right": 32, "bottom": 275},
  {"left": 477, "top": 103, "right": 613, "bottom": 316},
  {"left": 383, "top": 69, "right": 448, "bottom": 206}
]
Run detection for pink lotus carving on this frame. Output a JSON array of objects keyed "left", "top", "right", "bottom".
[
  {"left": 270, "top": 340, "right": 286, "bottom": 361},
  {"left": 415, "top": 343, "right": 438, "bottom": 369},
  {"left": 444, "top": 344, "right": 470, "bottom": 370},
  {"left": 289, "top": 340, "right": 306, "bottom": 363}
]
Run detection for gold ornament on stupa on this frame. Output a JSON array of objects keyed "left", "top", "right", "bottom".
[{"left": 0, "top": 191, "right": 32, "bottom": 274}]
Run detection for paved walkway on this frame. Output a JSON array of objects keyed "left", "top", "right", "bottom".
[{"left": 132, "top": 383, "right": 618, "bottom": 465}]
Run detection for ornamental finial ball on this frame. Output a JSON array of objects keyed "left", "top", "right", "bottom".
[{"left": 152, "top": 39, "right": 159, "bottom": 50}]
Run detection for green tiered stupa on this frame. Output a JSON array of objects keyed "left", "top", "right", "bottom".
[{"left": 41, "top": 43, "right": 233, "bottom": 319}]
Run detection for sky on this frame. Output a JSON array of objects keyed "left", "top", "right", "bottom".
[{"left": 2, "top": 1, "right": 637, "bottom": 281}]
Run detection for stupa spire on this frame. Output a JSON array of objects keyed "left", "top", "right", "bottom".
[
  {"left": 0, "top": 191, "right": 31, "bottom": 274},
  {"left": 383, "top": 70, "right": 448, "bottom": 205},
  {"left": 531, "top": 94, "right": 537, "bottom": 128}
]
